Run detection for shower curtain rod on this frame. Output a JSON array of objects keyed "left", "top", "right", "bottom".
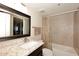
[{"left": 49, "top": 9, "right": 79, "bottom": 17}]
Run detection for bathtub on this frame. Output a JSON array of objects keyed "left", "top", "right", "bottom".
[{"left": 52, "top": 43, "right": 78, "bottom": 56}]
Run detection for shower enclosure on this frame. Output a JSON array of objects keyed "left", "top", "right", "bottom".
[{"left": 42, "top": 11, "right": 79, "bottom": 56}]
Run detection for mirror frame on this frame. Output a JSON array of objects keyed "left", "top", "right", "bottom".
[{"left": 0, "top": 3, "right": 31, "bottom": 41}]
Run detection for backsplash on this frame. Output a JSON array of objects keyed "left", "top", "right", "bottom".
[{"left": 32, "top": 27, "right": 41, "bottom": 36}]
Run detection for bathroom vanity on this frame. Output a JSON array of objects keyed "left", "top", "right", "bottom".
[
  {"left": 28, "top": 46, "right": 42, "bottom": 56},
  {"left": 20, "top": 40, "right": 44, "bottom": 56},
  {"left": 0, "top": 40, "right": 44, "bottom": 56}
]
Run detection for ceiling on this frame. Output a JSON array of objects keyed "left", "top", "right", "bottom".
[
  {"left": 0, "top": 0, "right": 79, "bottom": 16},
  {"left": 21, "top": 3, "right": 79, "bottom": 16}
]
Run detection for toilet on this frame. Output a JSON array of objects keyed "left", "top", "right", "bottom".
[{"left": 42, "top": 48, "right": 53, "bottom": 56}]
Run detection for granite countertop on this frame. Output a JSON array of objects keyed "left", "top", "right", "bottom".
[{"left": 0, "top": 40, "right": 44, "bottom": 56}]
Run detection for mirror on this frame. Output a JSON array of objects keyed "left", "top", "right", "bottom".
[{"left": 0, "top": 4, "right": 31, "bottom": 40}]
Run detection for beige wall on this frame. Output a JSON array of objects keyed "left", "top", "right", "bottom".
[
  {"left": 49, "top": 12, "right": 74, "bottom": 47},
  {"left": 27, "top": 8, "right": 42, "bottom": 36}
]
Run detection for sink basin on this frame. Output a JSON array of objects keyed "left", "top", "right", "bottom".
[{"left": 20, "top": 41, "right": 38, "bottom": 49}]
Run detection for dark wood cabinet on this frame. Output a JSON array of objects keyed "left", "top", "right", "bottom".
[{"left": 28, "top": 46, "right": 43, "bottom": 56}]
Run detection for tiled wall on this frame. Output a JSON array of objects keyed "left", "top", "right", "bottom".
[
  {"left": 32, "top": 27, "right": 41, "bottom": 36},
  {"left": 49, "top": 12, "right": 74, "bottom": 47},
  {"left": 74, "top": 11, "right": 79, "bottom": 55}
]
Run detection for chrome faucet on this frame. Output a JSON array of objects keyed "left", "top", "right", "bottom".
[{"left": 24, "top": 37, "right": 31, "bottom": 43}]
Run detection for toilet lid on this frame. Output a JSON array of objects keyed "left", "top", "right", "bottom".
[{"left": 42, "top": 48, "right": 53, "bottom": 56}]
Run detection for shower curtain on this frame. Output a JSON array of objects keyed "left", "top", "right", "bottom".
[{"left": 42, "top": 16, "right": 52, "bottom": 50}]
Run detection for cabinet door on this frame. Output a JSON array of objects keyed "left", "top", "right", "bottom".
[{"left": 28, "top": 46, "right": 42, "bottom": 56}]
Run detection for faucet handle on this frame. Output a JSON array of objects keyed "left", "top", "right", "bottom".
[{"left": 24, "top": 37, "right": 31, "bottom": 43}]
